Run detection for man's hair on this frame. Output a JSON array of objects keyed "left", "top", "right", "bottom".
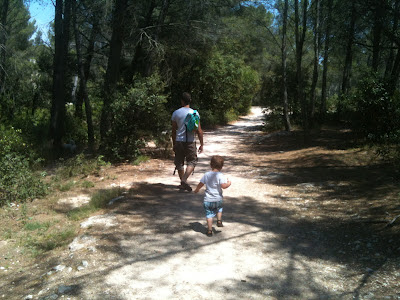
[
  {"left": 182, "top": 92, "right": 192, "bottom": 105},
  {"left": 210, "top": 155, "right": 224, "bottom": 170}
]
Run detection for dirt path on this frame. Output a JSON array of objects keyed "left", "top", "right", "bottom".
[{"left": 4, "top": 107, "right": 400, "bottom": 299}]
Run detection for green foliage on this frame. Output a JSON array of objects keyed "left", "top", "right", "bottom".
[
  {"left": 132, "top": 155, "right": 150, "bottom": 165},
  {"left": 81, "top": 180, "right": 95, "bottom": 188},
  {"left": 54, "top": 181, "right": 75, "bottom": 192},
  {"left": 263, "top": 110, "right": 285, "bottom": 132},
  {"left": 64, "top": 108, "right": 92, "bottom": 146},
  {"left": 191, "top": 49, "right": 260, "bottom": 126},
  {"left": 24, "top": 221, "right": 51, "bottom": 231},
  {"left": 24, "top": 227, "right": 76, "bottom": 256},
  {"left": 67, "top": 188, "right": 121, "bottom": 221},
  {"left": 0, "top": 126, "right": 48, "bottom": 205},
  {"left": 353, "top": 73, "right": 400, "bottom": 162},
  {"left": 104, "top": 74, "right": 170, "bottom": 160},
  {"left": 55, "top": 154, "right": 109, "bottom": 179},
  {"left": 354, "top": 73, "right": 399, "bottom": 142}
]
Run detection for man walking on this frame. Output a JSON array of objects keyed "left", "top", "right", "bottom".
[{"left": 171, "top": 92, "right": 204, "bottom": 191}]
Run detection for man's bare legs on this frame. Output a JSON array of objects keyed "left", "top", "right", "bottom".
[
  {"left": 178, "top": 165, "right": 194, "bottom": 182},
  {"left": 178, "top": 165, "right": 195, "bottom": 191}
]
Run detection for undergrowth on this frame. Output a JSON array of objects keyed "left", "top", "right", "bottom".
[{"left": 67, "top": 188, "right": 122, "bottom": 221}]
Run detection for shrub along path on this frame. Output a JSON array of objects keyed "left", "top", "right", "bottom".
[{"left": 1, "top": 107, "right": 400, "bottom": 299}]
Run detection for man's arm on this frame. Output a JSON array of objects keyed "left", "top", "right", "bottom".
[
  {"left": 171, "top": 121, "right": 177, "bottom": 151},
  {"left": 197, "top": 121, "right": 204, "bottom": 153}
]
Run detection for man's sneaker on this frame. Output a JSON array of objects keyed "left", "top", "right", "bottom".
[{"left": 180, "top": 181, "right": 192, "bottom": 192}]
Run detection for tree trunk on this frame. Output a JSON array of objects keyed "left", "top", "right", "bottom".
[
  {"left": 100, "top": 0, "right": 128, "bottom": 144},
  {"left": 341, "top": 2, "right": 356, "bottom": 96},
  {"left": 338, "top": 1, "right": 357, "bottom": 117},
  {"left": 295, "top": 0, "right": 309, "bottom": 133},
  {"left": 128, "top": 0, "right": 156, "bottom": 80},
  {"left": 50, "top": 0, "right": 71, "bottom": 148},
  {"left": 144, "top": 0, "right": 169, "bottom": 77},
  {"left": 0, "top": 0, "right": 9, "bottom": 93},
  {"left": 320, "top": 0, "right": 333, "bottom": 123},
  {"left": 282, "top": 0, "right": 291, "bottom": 131},
  {"left": 385, "top": 0, "right": 400, "bottom": 80},
  {"left": 73, "top": 0, "right": 94, "bottom": 151},
  {"left": 75, "top": 18, "right": 98, "bottom": 118},
  {"left": 389, "top": 47, "right": 400, "bottom": 95},
  {"left": 310, "top": 0, "right": 320, "bottom": 120},
  {"left": 372, "top": 0, "right": 384, "bottom": 72}
]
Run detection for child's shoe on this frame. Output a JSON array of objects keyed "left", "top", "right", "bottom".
[
  {"left": 206, "top": 229, "right": 213, "bottom": 237},
  {"left": 217, "top": 220, "right": 224, "bottom": 227}
]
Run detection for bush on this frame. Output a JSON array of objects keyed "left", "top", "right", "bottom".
[
  {"left": 354, "top": 73, "right": 399, "bottom": 142},
  {"left": 0, "top": 126, "right": 48, "bottom": 205},
  {"left": 353, "top": 73, "right": 400, "bottom": 163},
  {"left": 103, "top": 74, "right": 170, "bottom": 161},
  {"left": 55, "top": 154, "right": 109, "bottom": 179},
  {"left": 189, "top": 49, "right": 259, "bottom": 126}
]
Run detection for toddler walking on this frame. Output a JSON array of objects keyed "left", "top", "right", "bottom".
[{"left": 194, "top": 155, "right": 231, "bottom": 237}]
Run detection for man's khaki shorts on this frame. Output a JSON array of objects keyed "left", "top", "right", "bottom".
[{"left": 174, "top": 142, "right": 198, "bottom": 170}]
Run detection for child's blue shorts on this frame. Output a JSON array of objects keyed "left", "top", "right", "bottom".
[{"left": 203, "top": 201, "right": 223, "bottom": 219}]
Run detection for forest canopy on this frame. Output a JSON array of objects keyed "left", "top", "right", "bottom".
[{"left": 1, "top": 0, "right": 400, "bottom": 204}]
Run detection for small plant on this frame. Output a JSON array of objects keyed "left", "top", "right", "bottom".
[
  {"left": 67, "top": 188, "right": 122, "bottom": 221},
  {"left": 90, "top": 188, "right": 121, "bottom": 209},
  {"left": 263, "top": 110, "right": 284, "bottom": 132},
  {"left": 67, "top": 205, "right": 98, "bottom": 221},
  {"left": 25, "top": 228, "right": 76, "bottom": 256},
  {"left": 81, "top": 180, "right": 95, "bottom": 188},
  {"left": 132, "top": 155, "right": 149, "bottom": 166},
  {"left": 0, "top": 126, "right": 48, "bottom": 206},
  {"left": 3, "top": 228, "right": 12, "bottom": 239},
  {"left": 24, "top": 221, "right": 51, "bottom": 231},
  {"left": 56, "top": 154, "right": 110, "bottom": 179},
  {"left": 56, "top": 181, "right": 75, "bottom": 192}
]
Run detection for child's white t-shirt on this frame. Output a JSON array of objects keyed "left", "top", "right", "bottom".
[{"left": 200, "top": 171, "right": 228, "bottom": 202}]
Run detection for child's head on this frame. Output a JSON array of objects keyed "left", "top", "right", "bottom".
[{"left": 210, "top": 155, "right": 224, "bottom": 171}]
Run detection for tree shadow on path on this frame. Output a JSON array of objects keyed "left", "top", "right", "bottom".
[{"left": 70, "top": 180, "right": 400, "bottom": 299}]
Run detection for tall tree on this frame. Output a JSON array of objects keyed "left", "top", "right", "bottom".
[
  {"left": 73, "top": 0, "right": 94, "bottom": 150},
  {"left": 100, "top": 0, "right": 128, "bottom": 144},
  {"left": 75, "top": 14, "right": 98, "bottom": 119},
  {"left": 320, "top": 0, "right": 333, "bottom": 122},
  {"left": 281, "top": 0, "right": 291, "bottom": 131},
  {"left": 0, "top": 0, "right": 9, "bottom": 93},
  {"left": 128, "top": 0, "right": 156, "bottom": 80},
  {"left": 295, "top": 0, "right": 309, "bottom": 132},
  {"left": 371, "top": 0, "right": 384, "bottom": 72},
  {"left": 49, "top": 0, "right": 72, "bottom": 148},
  {"left": 309, "top": 0, "right": 321, "bottom": 119},
  {"left": 385, "top": 0, "right": 400, "bottom": 95},
  {"left": 341, "top": 1, "right": 357, "bottom": 96},
  {"left": 144, "top": 0, "right": 170, "bottom": 77}
]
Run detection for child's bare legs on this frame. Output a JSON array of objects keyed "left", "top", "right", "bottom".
[
  {"left": 206, "top": 218, "right": 213, "bottom": 231},
  {"left": 207, "top": 212, "right": 222, "bottom": 231},
  {"left": 217, "top": 211, "right": 222, "bottom": 222}
]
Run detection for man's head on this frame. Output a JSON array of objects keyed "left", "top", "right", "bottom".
[
  {"left": 181, "top": 92, "right": 192, "bottom": 106},
  {"left": 210, "top": 155, "right": 224, "bottom": 171}
]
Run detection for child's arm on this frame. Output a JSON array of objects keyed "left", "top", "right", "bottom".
[
  {"left": 221, "top": 178, "right": 231, "bottom": 189},
  {"left": 194, "top": 182, "right": 205, "bottom": 193}
]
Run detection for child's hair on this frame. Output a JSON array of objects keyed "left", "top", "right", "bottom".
[{"left": 210, "top": 155, "right": 224, "bottom": 170}]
